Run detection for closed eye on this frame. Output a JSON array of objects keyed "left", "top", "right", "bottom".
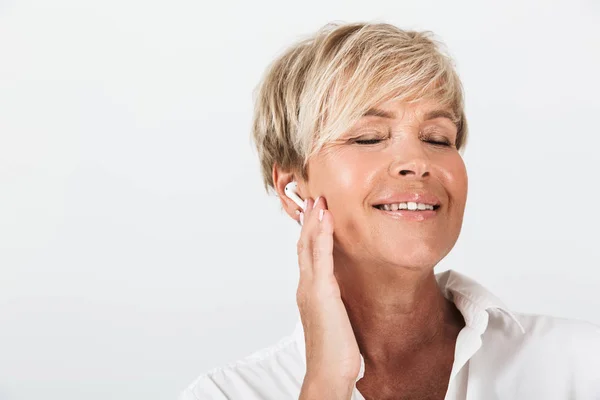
[
  {"left": 355, "top": 139, "right": 384, "bottom": 145},
  {"left": 355, "top": 139, "right": 453, "bottom": 146},
  {"left": 428, "top": 140, "right": 451, "bottom": 147}
]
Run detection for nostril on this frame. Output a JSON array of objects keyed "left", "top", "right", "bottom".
[{"left": 399, "top": 170, "right": 429, "bottom": 177}]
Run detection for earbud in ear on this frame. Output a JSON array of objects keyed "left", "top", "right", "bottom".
[{"left": 284, "top": 181, "right": 306, "bottom": 211}]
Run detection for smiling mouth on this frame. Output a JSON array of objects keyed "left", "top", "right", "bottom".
[{"left": 373, "top": 202, "right": 441, "bottom": 211}]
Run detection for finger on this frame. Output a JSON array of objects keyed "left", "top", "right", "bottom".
[
  {"left": 304, "top": 196, "right": 334, "bottom": 277},
  {"left": 302, "top": 196, "right": 321, "bottom": 230},
  {"left": 306, "top": 195, "right": 326, "bottom": 233},
  {"left": 296, "top": 209, "right": 304, "bottom": 226},
  {"left": 297, "top": 197, "right": 316, "bottom": 275},
  {"left": 304, "top": 198, "right": 314, "bottom": 218},
  {"left": 311, "top": 208, "right": 335, "bottom": 279},
  {"left": 297, "top": 196, "right": 326, "bottom": 275},
  {"left": 297, "top": 197, "right": 312, "bottom": 226}
]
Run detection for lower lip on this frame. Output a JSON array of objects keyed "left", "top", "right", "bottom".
[{"left": 373, "top": 206, "right": 439, "bottom": 221}]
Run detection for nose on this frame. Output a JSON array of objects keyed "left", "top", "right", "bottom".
[
  {"left": 389, "top": 137, "right": 431, "bottom": 180},
  {"left": 399, "top": 167, "right": 429, "bottom": 178}
]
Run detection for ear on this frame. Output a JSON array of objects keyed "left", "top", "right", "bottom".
[{"left": 272, "top": 163, "right": 307, "bottom": 221}]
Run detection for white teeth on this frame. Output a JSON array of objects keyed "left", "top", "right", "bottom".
[{"left": 377, "top": 202, "right": 436, "bottom": 211}]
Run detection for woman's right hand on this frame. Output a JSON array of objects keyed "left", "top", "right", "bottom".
[{"left": 296, "top": 196, "right": 361, "bottom": 400}]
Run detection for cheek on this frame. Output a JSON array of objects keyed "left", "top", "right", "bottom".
[
  {"left": 326, "top": 166, "right": 369, "bottom": 220},
  {"left": 318, "top": 154, "right": 375, "bottom": 236},
  {"left": 321, "top": 150, "right": 376, "bottom": 196},
  {"left": 336, "top": 166, "right": 356, "bottom": 189},
  {"left": 441, "top": 155, "right": 468, "bottom": 202}
]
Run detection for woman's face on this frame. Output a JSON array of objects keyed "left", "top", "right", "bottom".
[{"left": 304, "top": 98, "right": 468, "bottom": 270}]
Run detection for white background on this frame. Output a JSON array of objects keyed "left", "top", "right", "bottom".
[{"left": 1, "top": 0, "right": 599, "bottom": 399}]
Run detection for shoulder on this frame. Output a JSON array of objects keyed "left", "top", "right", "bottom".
[
  {"left": 515, "top": 311, "right": 600, "bottom": 337},
  {"left": 179, "top": 332, "right": 305, "bottom": 400},
  {"left": 480, "top": 310, "right": 600, "bottom": 396},
  {"left": 485, "top": 309, "right": 600, "bottom": 357},
  {"left": 475, "top": 310, "right": 600, "bottom": 397},
  {"left": 513, "top": 312, "right": 600, "bottom": 358}
]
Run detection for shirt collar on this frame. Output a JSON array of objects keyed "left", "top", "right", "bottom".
[{"left": 435, "top": 269, "right": 526, "bottom": 335}]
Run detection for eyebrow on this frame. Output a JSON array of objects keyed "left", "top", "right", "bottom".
[
  {"left": 363, "top": 108, "right": 396, "bottom": 119},
  {"left": 362, "top": 107, "right": 459, "bottom": 128}
]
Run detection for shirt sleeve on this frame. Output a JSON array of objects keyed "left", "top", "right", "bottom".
[
  {"left": 178, "top": 387, "right": 200, "bottom": 400},
  {"left": 569, "top": 319, "right": 600, "bottom": 399},
  {"left": 178, "top": 374, "right": 231, "bottom": 400}
]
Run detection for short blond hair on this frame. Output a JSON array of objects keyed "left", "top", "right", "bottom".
[{"left": 251, "top": 22, "right": 469, "bottom": 194}]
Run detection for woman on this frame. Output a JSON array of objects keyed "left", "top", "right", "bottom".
[{"left": 181, "top": 22, "right": 600, "bottom": 399}]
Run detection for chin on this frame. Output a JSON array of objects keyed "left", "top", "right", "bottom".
[{"left": 384, "top": 243, "right": 445, "bottom": 269}]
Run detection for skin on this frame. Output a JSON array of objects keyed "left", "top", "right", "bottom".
[{"left": 273, "top": 97, "right": 468, "bottom": 400}]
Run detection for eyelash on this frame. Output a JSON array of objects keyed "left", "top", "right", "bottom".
[{"left": 354, "top": 138, "right": 452, "bottom": 147}]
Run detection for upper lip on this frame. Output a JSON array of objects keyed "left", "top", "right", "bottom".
[{"left": 372, "top": 192, "right": 442, "bottom": 207}]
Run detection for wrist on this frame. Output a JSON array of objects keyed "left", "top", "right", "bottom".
[{"left": 299, "top": 373, "right": 355, "bottom": 400}]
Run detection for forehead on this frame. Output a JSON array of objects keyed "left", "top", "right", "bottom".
[{"left": 362, "top": 98, "right": 459, "bottom": 127}]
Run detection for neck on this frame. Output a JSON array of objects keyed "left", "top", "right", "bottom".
[{"left": 334, "top": 257, "right": 464, "bottom": 364}]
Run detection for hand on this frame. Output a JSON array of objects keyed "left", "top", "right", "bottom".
[{"left": 296, "top": 196, "right": 361, "bottom": 399}]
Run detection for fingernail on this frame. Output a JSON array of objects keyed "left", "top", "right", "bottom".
[
  {"left": 318, "top": 209, "right": 324, "bottom": 221},
  {"left": 294, "top": 209, "right": 300, "bottom": 216},
  {"left": 303, "top": 199, "right": 308, "bottom": 211},
  {"left": 313, "top": 196, "right": 320, "bottom": 209},
  {"left": 299, "top": 212, "right": 304, "bottom": 225}
]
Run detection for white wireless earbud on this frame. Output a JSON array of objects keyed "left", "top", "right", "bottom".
[{"left": 284, "top": 181, "right": 306, "bottom": 211}]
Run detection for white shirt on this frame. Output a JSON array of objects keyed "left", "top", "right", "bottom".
[{"left": 180, "top": 269, "right": 600, "bottom": 399}]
